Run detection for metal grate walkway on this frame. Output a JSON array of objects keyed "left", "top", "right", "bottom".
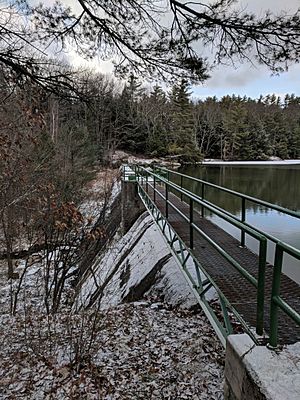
[{"left": 145, "top": 183, "right": 300, "bottom": 345}]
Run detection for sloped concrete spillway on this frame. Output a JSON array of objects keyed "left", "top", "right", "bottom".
[{"left": 74, "top": 212, "right": 201, "bottom": 311}]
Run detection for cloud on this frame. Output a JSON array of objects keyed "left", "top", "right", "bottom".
[
  {"left": 191, "top": 1, "right": 300, "bottom": 96},
  {"left": 199, "top": 60, "right": 300, "bottom": 92},
  {"left": 239, "top": 0, "right": 299, "bottom": 14},
  {"left": 204, "top": 64, "right": 261, "bottom": 89},
  {"left": 66, "top": 47, "right": 114, "bottom": 74},
  {"left": 193, "top": 62, "right": 300, "bottom": 99}
]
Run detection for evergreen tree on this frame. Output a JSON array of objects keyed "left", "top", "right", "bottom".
[
  {"left": 118, "top": 75, "right": 146, "bottom": 153},
  {"left": 145, "top": 85, "right": 169, "bottom": 156},
  {"left": 169, "top": 79, "right": 201, "bottom": 162},
  {"left": 222, "top": 102, "right": 249, "bottom": 160}
]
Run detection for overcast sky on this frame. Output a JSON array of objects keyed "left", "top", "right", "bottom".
[
  {"left": 192, "top": 0, "right": 300, "bottom": 99},
  {"left": 40, "top": 0, "right": 300, "bottom": 99},
  {"left": 193, "top": 64, "right": 300, "bottom": 101}
]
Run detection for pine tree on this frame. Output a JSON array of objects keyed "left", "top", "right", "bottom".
[
  {"left": 118, "top": 75, "right": 146, "bottom": 152},
  {"left": 222, "top": 102, "right": 249, "bottom": 160},
  {"left": 169, "top": 79, "right": 201, "bottom": 162},
  {"left": 145, "top": 85, "right": 169, "bottom": 156}
]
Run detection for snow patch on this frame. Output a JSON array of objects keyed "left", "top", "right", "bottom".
[
  {"left": 203, "top": 159, "right": 300, "bottom": 165},
  {"left": 228, "top": 334, "right": 300, "bottom": 400}
]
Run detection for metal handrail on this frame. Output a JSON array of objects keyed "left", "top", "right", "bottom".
[
  {"left": 137, "top": 180, "right": 256, "bottom": 344},
  {"left": 148, "top": 178, "right": 258, "bottom": 286},
  {"left": 155, "top": 166, "right": 300, "bottom": 219},
  {"left": 153, "top": 166, "right": 300, "bottom": 344},
  {"left": 160, "top": 179, "right": 283, "bottom": 246},
  {"left": 269, "top": 242, "right": 300, "bottom": 347},
  {"left": 136, "top": 165, "right": 267, "bottom": 335},
  {"left": 137, "top": 167, "right": 266, "bottom": 241},
  {"left": 122, "top": 164, "right": 136, "bottom": 181},
  {"left": 129, "top": 165, "right": 300, "bottom": 347}
]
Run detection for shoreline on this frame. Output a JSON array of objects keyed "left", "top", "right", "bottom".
[
  {"left": 202, "top": 159, "right": 300, "bottom": 166},
  {"left": 112, "top": 151, "right": 300, "bottom": 167}
]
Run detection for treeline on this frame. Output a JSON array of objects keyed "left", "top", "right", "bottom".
[
  {"left": 3, "top": 71, "right": 300, "bottom": 201},
  {"left": 24, "top": 71, "right": 298, "bottom": 164},
  {"left": 117, "top": 80, "right": 300, "bottom": 161},
  {"left": 2, "top": 72, "right": 300, "bottom": 208},
  {"left": 193, "top": 93, "right": 300, "bottom": 161}
]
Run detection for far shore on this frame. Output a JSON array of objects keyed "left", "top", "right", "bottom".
[
  {"left": 202, "top": 159, "right": 300, "bottom": 166},
  {"left": 112, "top": 151, "right": 300, "bottom": 167}
]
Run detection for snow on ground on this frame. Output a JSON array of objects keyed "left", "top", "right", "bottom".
[
  {"left": 0, "top": 252, "right": 76, "bottom": 316},
  {"left": 0, "top": 169, "right": 225, "bottom": 399},
  {"left": 202, "top": 159, "right": 300, "bottom": 165},
  {"left": 112, "top": 150, "right": 181, "bottom": 168},
  {"left": 0, "top": 303, "right": 224, "bottom": 399},
  {"left": 110, "top": 150, "right": 300, "bottom": 167},
  {"left": 0, "top": 168, "right": 122, "bottom": 316}
]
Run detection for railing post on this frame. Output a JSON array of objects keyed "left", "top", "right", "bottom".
[
  {"left": 146, "top": 172, "right": 148, "bottom": 193},
  {"left": 269, "top": 245, "right": 284, "bottom": 348},
  {"left": 154, "top": 174, "right": 156, "bottom": 203},
  {"left": 180, "top": 175, "right": 183, "bottom": 201},
  {"left": 190, "top": 198, "right": 194, "bottom": 249},
  {"left": 167, "top": 170, "right": 170, "bottom": 182},
  {"left": 165, "top": 183, "right": 169, "bottom": 218},
  {"left": 201, "top": 183, "right": 205, "bottom": 217},
  {"left": 256, "top": 237, "right": 267, "bottom": 336},
  {"left": 241, "top": 197, "right": 246, "bottom": 247}
]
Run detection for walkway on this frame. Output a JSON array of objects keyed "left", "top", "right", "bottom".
[
  {"left": 129, "top": 165, "right": 300, "bottom": 347},
  {"left": 150, "top": 185, "right": 300, "bottom": 345}
]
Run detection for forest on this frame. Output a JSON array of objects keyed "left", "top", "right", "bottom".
[{"left": 93, "top": 77, "right": 300, "bottom": 162}]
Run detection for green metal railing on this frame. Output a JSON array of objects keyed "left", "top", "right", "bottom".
[
  {"left": 269, "top": 242, "right": 300, "bottom": 347},
  {"left": 123, "top": 164, "right": 137, "bottom": 181},
  {"left": 154, "top": 166, "right": 300, "bottom": 247},
  {"left": 123, "top": 165, "right": 300, "bottom": 348},
  {"left": 135, "top": 165, "right": 267, "bottom": 338},
  {"left": 137, "top": 185, "right": 231, "bottom": 345}
]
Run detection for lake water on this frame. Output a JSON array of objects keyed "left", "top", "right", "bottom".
[{"left": 178, "top": 164, "right": 300, "bottom": 284}]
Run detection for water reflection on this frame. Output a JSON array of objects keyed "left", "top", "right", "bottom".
[{"left": 178, "top": 165, "right": 300, "bottom": 284}]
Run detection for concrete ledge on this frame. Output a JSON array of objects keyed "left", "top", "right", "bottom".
[
  {"left": 121, "top": 180, "right": 145, "bottom": 233},
  {"left": 224, "top": 334, "right": 300, "bottom": 400}
]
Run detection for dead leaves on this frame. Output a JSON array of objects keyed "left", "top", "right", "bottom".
[{"left": 0, "top": 303, "right": 224, "bottom": 399}]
